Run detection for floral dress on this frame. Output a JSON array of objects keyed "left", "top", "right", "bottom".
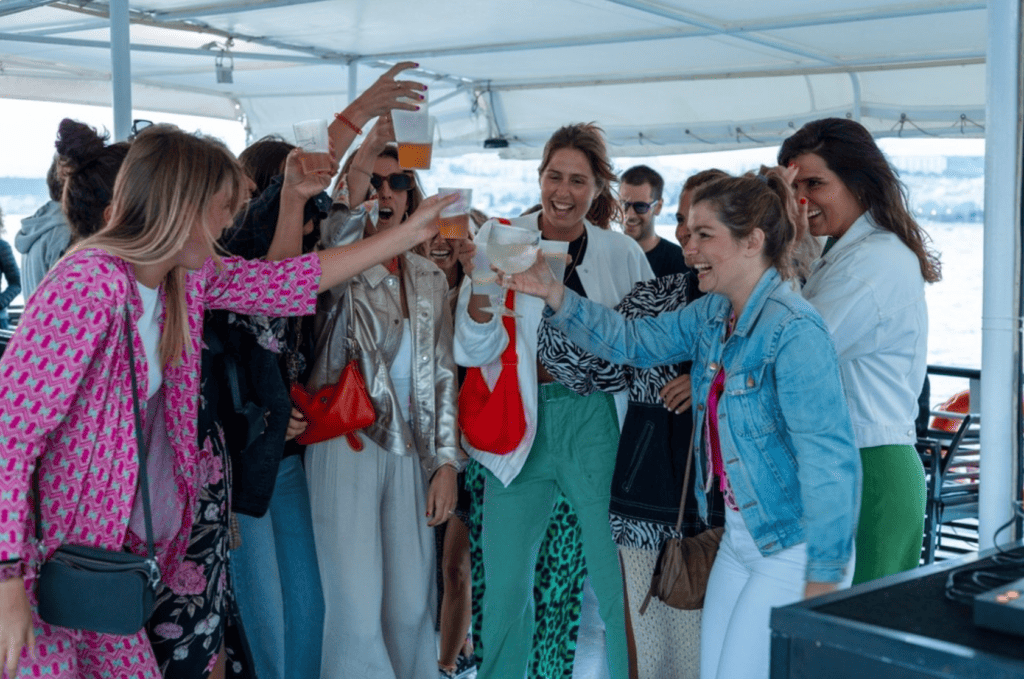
[{"left": 146, "top": 351, "right": 252, "bottom": 678}]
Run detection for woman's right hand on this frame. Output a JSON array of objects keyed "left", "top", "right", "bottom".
[
  {"left": 396, "top": 193, "right": 460, "bottom": 248},
  {"left": 283, "top": 148, "right": 336, "bottom": 197},
  {"left": 505, "top": 251, "right": 565, "bottom": 311},
  {"left": 0, "top": 578, "right": 34, "bottom": 676}
]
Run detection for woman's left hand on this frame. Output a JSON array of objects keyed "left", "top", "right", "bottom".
[
  {"left": 425, "top": 464, "right": 457, "bottom": 527},
  {"left": 803, "top": 581, "right": 838, "bottom": 600}
]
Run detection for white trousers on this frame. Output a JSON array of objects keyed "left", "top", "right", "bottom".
[
  {"left": 700, "top": 509, "right": 854, "bottom": 679},
  {"left": 306, "top": 435, "right": 437, "bottom": 679}
]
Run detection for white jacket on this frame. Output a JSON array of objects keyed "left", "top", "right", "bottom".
[
  {"left": 801, "top": 213, "right": 928, "bottom": 448},
  {"left": 454, "top": 213, "right": 653, "bottom": 486}
]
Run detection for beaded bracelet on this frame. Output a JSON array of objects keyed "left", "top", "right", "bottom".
[{"left": 334, "top": 112, "right": 363, "bottom": 136}]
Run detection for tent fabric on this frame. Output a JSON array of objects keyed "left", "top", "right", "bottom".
[{"left": 0, "top": 0, "right": 988, "bottom": 157}]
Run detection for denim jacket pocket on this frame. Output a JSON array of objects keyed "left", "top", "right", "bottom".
[{"left": 723, "top": 362, "right": 777, "bottom": 439}]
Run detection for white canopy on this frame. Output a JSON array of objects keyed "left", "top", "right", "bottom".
[{"left": 0, "top": 0, "right": 988, "bottom": 156}]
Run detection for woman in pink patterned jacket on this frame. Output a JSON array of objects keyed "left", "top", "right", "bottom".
[{"left": 0, "top": 124, "right": 453, "bottom": 679}]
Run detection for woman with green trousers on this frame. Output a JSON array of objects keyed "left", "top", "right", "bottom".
[{"left": 780, "top": 118, "right": 940, "bottom": 583}]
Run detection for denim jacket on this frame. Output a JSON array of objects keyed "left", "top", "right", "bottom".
[{"left": 546, "top": 268, "right": 861, "bottom": 582}]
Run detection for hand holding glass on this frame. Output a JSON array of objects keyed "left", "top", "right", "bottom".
[
  {"left": 293, "top": 119, "right": 334, "bottom": 175},
  {"left": 482, "top": 222, "right": 541, "bottom": 318}
]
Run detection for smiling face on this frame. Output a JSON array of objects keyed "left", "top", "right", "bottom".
[
  {"left": 417, "top": 231, "right": 458, "bottom": 271},
  {"left": 620, "top": 181, "right": 661, "bottom": 242},
  {"left": 539, "top": 147, "right": 599, "bottom": 239},
  {"left": 684, "top": 201, "right": 766, "bottom": 311},
  {"left": 370, "top": 154, "right": 412, "bottom": 232},
  {"left": 790, "top": 152, "right": 864, "bottom": 239}
]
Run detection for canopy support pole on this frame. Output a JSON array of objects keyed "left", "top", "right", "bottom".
[
  {"left": 109, "top": 0, "right": 132, "bottom": 141},
  {"left": 979, "top": 0, "right": 1022, "bottom": 549},
  {"left": 348, "top": 61, "right": 358, "bottom": 104}
]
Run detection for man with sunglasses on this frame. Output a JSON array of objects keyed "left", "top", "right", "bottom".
[{"left": 620, "top": 165, "right": 689, "bottom": 278}]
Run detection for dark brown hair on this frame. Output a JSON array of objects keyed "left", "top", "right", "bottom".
[
  {"left": 538, "top": 123, "right": 621, "bottom": 228},
  {"left": 239, "top": 135, "right": 294, "bottom": 196},
  {"left": 683, "top": 168, "right": 730, "bottom": 193},
  {"left": 56, "top": 118, "right": 130, "bottom": 243},
  {"left": 693, "top": 169, "right": 799, "bottom": 279},
  {"left": 778, "top": 117, "right": 940, "bottom": 282},
  {"left": 621, "top": 164, "right": 665, "bottom": 202}
]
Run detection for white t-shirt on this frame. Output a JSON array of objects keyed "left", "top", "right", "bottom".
[{"left": 135, "top": 282, "right": 163, "bottom": 398}]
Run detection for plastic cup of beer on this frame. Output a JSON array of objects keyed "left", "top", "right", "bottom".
[
  {"left": 392, "top": 108, "right": 434, "bottom": 170},
  {"left": 437, "top": 188, "right": 472, "bottom": 239},
  {"left": 292, "top": 119, "right": 333, "bottom": 174}
]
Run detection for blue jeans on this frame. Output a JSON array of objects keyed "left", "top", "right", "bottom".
[{"left": 230, "top": 455, "right": 324, "bottom": 679}]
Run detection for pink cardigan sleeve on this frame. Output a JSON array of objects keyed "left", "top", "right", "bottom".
[
  {"left": 200, "top": 252, "right": 322, "bottom": 317},
  {"left": 0, "top": 259, "right": 123, "bottom": 562}
]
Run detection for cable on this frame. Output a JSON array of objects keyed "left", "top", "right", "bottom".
[{"left": 944, "top": 501, "right": 1024, "bottom": 605}]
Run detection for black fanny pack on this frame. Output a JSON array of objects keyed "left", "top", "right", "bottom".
[{"left": 34, "top": 304, "right": 162, "bottom": 635}]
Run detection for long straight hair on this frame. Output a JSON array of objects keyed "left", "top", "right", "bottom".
[{"left": 78, "top": 124, "right": 248, "bottom": 366}]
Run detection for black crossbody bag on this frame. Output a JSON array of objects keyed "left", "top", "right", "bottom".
[{"left": 34, "top": 304, "right": 161, "bottom": 635}]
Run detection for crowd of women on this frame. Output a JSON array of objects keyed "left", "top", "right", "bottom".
[{"left": 0, "top": 61, "right": 938, "bottom": 679}]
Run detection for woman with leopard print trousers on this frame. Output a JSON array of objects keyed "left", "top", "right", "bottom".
[{"left": 455, "top": 122, "right": 652, "bottom": 679}]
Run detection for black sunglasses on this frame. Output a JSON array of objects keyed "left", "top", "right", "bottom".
[
  {"left": 622, "top": 200, "right": 655, "bottom": 215},
  {"left": 370, "top": 172, "right": 414, "bottom": 192}
]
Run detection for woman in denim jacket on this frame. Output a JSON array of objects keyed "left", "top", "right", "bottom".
[{"left": 506, "top": 169, "right": 861, "bottom": 679}]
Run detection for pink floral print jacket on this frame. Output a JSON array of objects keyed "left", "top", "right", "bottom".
[{"left": 0, "top": 248, "right": 321, "bottom": 585}]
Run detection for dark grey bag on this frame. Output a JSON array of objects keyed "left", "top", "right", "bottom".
[{"left": 34, "top": 305, "right": 161, "bottom": 635}]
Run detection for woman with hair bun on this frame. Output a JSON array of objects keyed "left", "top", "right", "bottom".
[
  {"left": 55, "top": 118, "right": 131, "bottom": 244},
  {"left": 779, "top": 117, "right": 938, "bottom": 584},
  {"left": 455, "top": 123, "right": 652, "bottom": 679},
  {"left": 505, "top": 167, "right": 860, "bottom": 679}
]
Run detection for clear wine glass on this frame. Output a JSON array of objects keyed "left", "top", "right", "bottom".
[{"left": 481, "top": 222, "right": 541, "bottom": 318}]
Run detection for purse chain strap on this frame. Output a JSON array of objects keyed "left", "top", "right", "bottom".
[{"left": 33, "top": 303, "right": 157, "bottom": 559}]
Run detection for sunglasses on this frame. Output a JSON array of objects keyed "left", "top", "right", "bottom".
[
  {"left": 622, "top": 200, "right": 656, "bottom": 215},
  {"left": 370, "top": 172, "right": 414, "bottom": 192}
]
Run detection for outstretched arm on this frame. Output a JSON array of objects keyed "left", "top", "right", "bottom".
[{"left": 316, "top": 192, "right": 458, "bottom": 292}]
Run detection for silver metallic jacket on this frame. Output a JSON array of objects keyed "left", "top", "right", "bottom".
[{"left": 307, "top": 205, "right": 461, "bottom": 476}]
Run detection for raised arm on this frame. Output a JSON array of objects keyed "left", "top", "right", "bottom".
[
  {"left": 265, "top": 148, "right": 336, "bottom": 262},
  {"left": 327, "top": 62, "right": 426, "bottom": 166}
]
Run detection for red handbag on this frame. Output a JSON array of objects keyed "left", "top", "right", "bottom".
[
  {"left": 289, "top": 360, "right": 375, "bottom": 450},
  {"left": 458, "top": 290, "right": 527, "bottom": 454}
]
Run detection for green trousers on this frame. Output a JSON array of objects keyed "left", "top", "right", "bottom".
[
  {"left": 478, "top": 383, "right": 628, "bottom": 679},
  {"left": 852, "top": 444, "right": 927, "bottom": 585}
]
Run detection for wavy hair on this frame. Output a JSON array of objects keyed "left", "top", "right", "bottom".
[
  {"left": 778, "top": 117, "right": 940, "bottom": 282},
  {"left": 539, "top": 123, "right": 621, "bottom": 228},
  {"left": 79, "top": 124, "right": 248, "bottom": 366}
]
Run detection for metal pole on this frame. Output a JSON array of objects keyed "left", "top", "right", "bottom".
[
  {"left": 979, "top": 0, "right": 1022, "bottom": 549},
  {"left": 109, "top": 0, "right": 132, "bottom": 141},
  {"left": 348, "top": 61, "right": 357, "bottom": 104}
]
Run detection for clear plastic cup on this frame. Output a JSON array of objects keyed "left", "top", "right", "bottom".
[
  {"left": 392, "top": 108, "right": 434, "bottom": 170},
  {"left": 437, "top": 188, "right": 472, "bottom": 239},
  {"left": 293, "top": 119, "right": 333, "bottom": 174}
]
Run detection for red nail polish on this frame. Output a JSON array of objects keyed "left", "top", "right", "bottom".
[
  {"left": 415, "top": 106, "right": 421, "bottom": 111},
  {"left": 800, "top": 198, "right": 807, "bottom": 205}
]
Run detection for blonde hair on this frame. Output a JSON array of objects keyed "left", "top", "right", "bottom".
[{"left": 78, "top": 124, "right": 247, "bottom": 366}]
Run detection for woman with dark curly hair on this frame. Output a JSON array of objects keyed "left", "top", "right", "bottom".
[
  {"left": 779, "top": 117, "right": 939, "bottom": 584},
  {"left": 55, "top": 118, "right": 130, "bottom": 245}
]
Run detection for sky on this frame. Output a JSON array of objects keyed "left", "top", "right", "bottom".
[{"left": 1, "top": 97, "right": 986, "bottom": 180}]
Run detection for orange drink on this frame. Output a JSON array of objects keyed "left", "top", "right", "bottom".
[
  {"left": 300, "top": 152, "right": 334, "bottom": 175},
  {"left": 438, "top": 213, "right": 469, "bottom": 239},
  {"left": 397, "top": 142, "right": 433, "bottom": 170}
]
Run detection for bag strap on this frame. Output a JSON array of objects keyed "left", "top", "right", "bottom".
[
  {"left": 674, "top": 434, "right": 694, "bottom": 534},
  {"left": 33, "top": 304, "right": 156, "bottom": 559},
  {"left": 499, "top": 289, "right": 517, "bottom": 366}
]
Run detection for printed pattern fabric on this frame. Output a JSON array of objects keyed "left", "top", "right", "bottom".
[
  {"left": 465, "top": 460, "right": 585, "bottom": 678},
  {"left": 539, "top": 274, "right": 691, "bottom": 401},
  {"left": 146, "top": 415, "right": 249, "bottom": 677},
  {"left": 0, "top": 248, "right": 320, "bottom": 585}
]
